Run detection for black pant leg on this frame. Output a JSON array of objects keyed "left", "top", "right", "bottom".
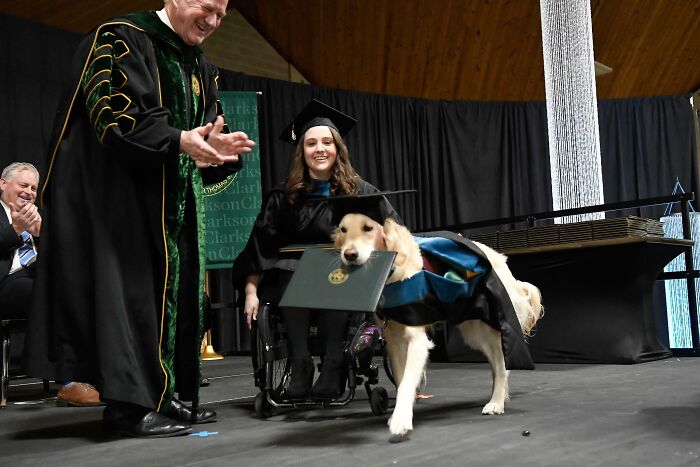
[
  {"left": 317, "top": 311, "right": 349, "bottom": 360},
  {"left": 173, "top": 194, "right": 200, "bottom": 402},
  {"left": 282, "top": 307, "right": 311, "bottom": 358},
  {"left": 0, "top": 269, "right": 33, "bottom": 320}
]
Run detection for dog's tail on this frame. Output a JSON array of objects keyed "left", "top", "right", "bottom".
[
  {"left": 472, "top": 240, "right": 544, "bottom": 336},
  {"left": 514, "top": 280, "right": 544, "bottom": 336}
]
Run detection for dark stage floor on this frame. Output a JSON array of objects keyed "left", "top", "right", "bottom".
[{"left": 1, "top": 356, "right": 700, "bottom": 466}]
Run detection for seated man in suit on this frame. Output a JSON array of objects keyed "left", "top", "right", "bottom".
[
  {"left": 0, "top": 162, "right": 100, "bottom": 406},
  {"left": 0, "top": 162, "right": 41, "bottom": 321}
]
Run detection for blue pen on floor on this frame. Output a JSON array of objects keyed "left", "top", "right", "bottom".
[{"left": 189, "top": 431, "right": 219, "bottom": 437}]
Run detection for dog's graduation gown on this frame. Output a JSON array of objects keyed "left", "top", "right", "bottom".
[
  {"left": 24, "top": 11, "right": 240, "bottom": 410},
  {"left": 380, "top": 231, "right": 535, "bottom": 370}
]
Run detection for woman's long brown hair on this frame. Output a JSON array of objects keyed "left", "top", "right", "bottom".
[{"left": 284, "top": 127, "right": 359, "bottom": 204}]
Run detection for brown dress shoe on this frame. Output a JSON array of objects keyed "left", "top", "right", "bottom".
[{"left": 57, "top": 382, "right": 104, "bottom": 407}]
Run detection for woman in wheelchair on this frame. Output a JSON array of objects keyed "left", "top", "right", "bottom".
[{"left": 232, "top": 100, "right": 399, "bottom": 400}]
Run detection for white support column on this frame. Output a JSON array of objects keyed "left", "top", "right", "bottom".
[{"left": 540, "top": 0, "right": 604, "bottom": 222}]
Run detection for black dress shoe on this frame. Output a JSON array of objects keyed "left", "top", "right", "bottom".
[
  {"left": 311, "top": 357, "right": 347, "bottom": 400},
  {"left": 284, "top": 357, "right": 315, "bottom": 400},
  {"left": 165, "top": 398, "right": 217, "bottom": 424},
  {"left": 104, "top": 405, "right": 191, "bottom": 438}
]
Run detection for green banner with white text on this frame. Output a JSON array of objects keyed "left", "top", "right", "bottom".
[{"left": 204, "top": 91, "right": 262, "bottom": 270}]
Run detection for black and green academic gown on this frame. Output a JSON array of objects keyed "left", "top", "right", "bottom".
[
  {"left": 24, "top": 11, "right": 240, "bottom": 411},
  {"left": 232, "top": 179, "right": 399, "bottom": 302}
]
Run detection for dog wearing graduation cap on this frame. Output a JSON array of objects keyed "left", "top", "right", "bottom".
[{"left": 331, "top": 191, "right": 543, "bottom": 442}]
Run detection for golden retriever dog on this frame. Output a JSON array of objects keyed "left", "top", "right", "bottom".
[{"left": 332, "top": 214, "right": 543, "bottom": 442}]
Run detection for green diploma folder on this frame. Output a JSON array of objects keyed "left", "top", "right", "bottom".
[{"left": 279, "top": 248, "right": 397, "bottom": 313}]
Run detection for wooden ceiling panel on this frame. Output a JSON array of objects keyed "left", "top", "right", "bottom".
[
  {"left": 0, "top": 0, "right": 162, "bottom": 33},
  {"left": 230, "top": 0, "right": 700, "bottom": 101},
  {"left": 591, "top": 0, "right": 700, "bottom": 99},
  {"left": 1, "top": 0, "right": 699, "bottom": 101}
]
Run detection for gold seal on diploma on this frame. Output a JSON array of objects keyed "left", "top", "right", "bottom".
[{"left": 328, "top": 268, "right": 349, "bottom": 285}]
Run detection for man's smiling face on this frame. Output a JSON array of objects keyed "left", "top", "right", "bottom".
[
  {"left": 0, "top": 169, "right": 38, "bottom": 210},
  {"left": 169, "top": 0, "right": 228, "bottom": 46}
]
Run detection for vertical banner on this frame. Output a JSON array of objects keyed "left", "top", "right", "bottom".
[{"left": 204, "top": 91, "right": 262, "bottom": 269}]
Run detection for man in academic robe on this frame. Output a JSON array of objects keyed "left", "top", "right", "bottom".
[{"left": 24, "top": 0, "right": 255, "bottom": 438}]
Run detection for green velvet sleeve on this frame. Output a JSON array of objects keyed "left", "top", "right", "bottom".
[{"left": 80, "top": 25, "right": 182, "bottom": 162}]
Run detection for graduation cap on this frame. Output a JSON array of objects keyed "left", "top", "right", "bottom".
[
  {"left": 280, "top": 99, "right": 357, "bottom": 144},
  {"left": 326, "top": 189, "right": 417, "bottom": 225}
]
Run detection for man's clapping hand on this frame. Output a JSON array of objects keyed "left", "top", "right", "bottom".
[
  {"left": 10, "top": 201, "right": 41, "bottom": 237},
  {"left": 180, "top": 116, "right": 256, "bottom": 168}
]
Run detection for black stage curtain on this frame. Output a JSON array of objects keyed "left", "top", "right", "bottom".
[
  {"left": 219, "top": 71, "right": 553, "bottom": 231},
  {"left": 220, "top": 71, "right": 698, "bottom": 231},
  {"left": 598, "top": 96, "right": 699, "bottom": 220},
  {"left": 0, "top": 14, "right": 81, "bottom": 179}
]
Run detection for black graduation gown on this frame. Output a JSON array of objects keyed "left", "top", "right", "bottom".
[
  {"left": 232, "top": 179, "right": 399, "bottom": 303},
  {"left": 24, "top": 11, "right": 240, "bottom": 410}
]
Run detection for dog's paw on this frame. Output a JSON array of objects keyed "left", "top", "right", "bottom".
[
  {"left": 389, "top": 433, "right": 410, "bottom": 443},
  {"left": 482, "top": 402, "right": 505, "bottom": 415},
  {"left": 388, "top": 412, "right": 413, "bottom": 437}
]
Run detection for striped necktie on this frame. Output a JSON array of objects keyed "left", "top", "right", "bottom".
[{"left": 18, "top": 231, "right": 37, "bottom": 267}]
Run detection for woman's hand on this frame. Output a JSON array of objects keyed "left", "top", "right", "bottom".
[
  {"left": 244, "top": 274, "right": 261, "bottom": 331},
  {"left": 244, "top": 292, "right": 259, "bottom": 331}
]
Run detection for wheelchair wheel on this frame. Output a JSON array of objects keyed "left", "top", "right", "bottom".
[
  {"left": 251, "top": 303, "right": 289, "bottom": 396},
  {"left": 369, "top": 386, "right": 389, "bottom": 415},
  {"left": 254, "top": 392, "right": 273, "bottom": 419}
]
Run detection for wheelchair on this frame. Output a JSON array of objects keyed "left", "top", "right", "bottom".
[{"left": 250, "top": 301, "right": 394, "bottom": 418}]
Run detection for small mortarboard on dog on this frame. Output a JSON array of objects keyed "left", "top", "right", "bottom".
[
  {"left": 326, "top": 189, "right": 417, "bottom": 226},
  {"left": 279, "top": 99, "right": 357, "bottom": 144}
]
